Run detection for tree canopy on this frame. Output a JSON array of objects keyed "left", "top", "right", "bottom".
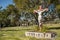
[{"left": 0, "top": 0, "right": 60, "bottom": 28}]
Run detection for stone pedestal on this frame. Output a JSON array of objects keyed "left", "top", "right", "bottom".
[{"left": 25, "top": 32, "right": 56, "bottom": 39}]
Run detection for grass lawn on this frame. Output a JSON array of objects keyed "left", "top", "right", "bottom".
[{"left": 0, "top": 23, "right": 60, "bottom": 40}]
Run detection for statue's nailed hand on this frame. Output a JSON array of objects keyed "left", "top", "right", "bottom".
[
  {"left": 33, "top": 10, "right": 37, "bottom": 13},
  {"left": 45, "top": 8, "right": 48, "bottom": 11}
]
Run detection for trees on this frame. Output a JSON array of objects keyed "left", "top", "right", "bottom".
[
  {"left": 0, "top": 0, "right": 60, "bottom": 28},
  {"left": 13, "top": 0, "right": 60, "bottom": 24},
  {"left": 0, "top": 4, "right": 20, "bottom": 28},
  {"left": 6, "top": 4, "right": 20, "bottom": 26},
  {"left": 13, "top": 0, "right": 40, "bottom": 12},
  {"left": 0, "top": 9, "right": 9, "bottom": 27},
  {"left": 13, "top": 0, "right": 41, "bottom": 25}
]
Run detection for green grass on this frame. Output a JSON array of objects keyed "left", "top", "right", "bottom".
[{"left": 0, "top": 24, "right": 60, "bottom": 40}]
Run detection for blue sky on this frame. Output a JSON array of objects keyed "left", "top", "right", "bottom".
[{"left": 0, "top": 0, "right": 13, "bottom": 9}]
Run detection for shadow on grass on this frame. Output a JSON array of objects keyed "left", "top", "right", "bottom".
[
  {"left": 0, "top": 29, "right": 32, "bottom": 31},
  {"left": 48, "top": 26, "right": 60, "bottom": 30},
  {"left": 0, "top": 26, "right": 60, "bottom": 31}
]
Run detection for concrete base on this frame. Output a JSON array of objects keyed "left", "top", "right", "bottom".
[{"left": 25, "top": 31, "right": 56, "bottom": 39}]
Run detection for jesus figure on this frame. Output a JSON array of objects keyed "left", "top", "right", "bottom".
[{"left": 34, "top": 6, "right": 48, "bottom": 31}]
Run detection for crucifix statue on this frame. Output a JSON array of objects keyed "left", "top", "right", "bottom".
[{"left": 33, "top": 5, "right": 48, "bottom": 31}]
